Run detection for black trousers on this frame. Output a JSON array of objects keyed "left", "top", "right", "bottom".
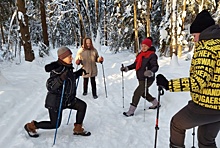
[
  {"left": 83, "top": 77, "right": 97, "bottom": 96},
  {"left": 35, "top": 98, "right": 87, "bottom": 129},
  {"left": 131, "top": 80, "right": 155, "bottom": 107}
]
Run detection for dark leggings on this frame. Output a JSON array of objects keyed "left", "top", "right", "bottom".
[
  {"left": 83, "top": 77, "right": 96, "bottom": 96},
  {"left": 35, "top": 98, "right": 87, "bottom": 129}
]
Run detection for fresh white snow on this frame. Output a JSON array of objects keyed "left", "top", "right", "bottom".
[{"left": 0, "top": 46, "right": 219, "bottom": 148}]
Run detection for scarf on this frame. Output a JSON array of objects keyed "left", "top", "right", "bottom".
[{"left": 135, "top": 51, "right": 154, "bottom": 70}]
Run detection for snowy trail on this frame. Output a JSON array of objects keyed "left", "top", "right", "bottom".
[
  {"left": 0, "top": 49, "right": 219, "bottom": 148},
  {"left": 0, "top": 64, "right": 47, "bottom": 147}
]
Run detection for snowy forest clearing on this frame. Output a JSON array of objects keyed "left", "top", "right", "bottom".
[{"left": 0, "top": 46, "right": 219, "bottom": 148}]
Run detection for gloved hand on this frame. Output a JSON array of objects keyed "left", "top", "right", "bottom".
[
  {"left": 144, "top": 70, "right": 154, "bottom": 77},
  {"left": 156, "top": 74, "right": 169, "bottom": 90},
  {"left": 74, "top": 68, "right": 87, "bottom": 78},
  {"left": 60, "top": 70, "right": 68, "bottom": 81},
  {"left": 75, "top": 59, "right": 82, "bottom": 65},
  {"left": 98, "top": 56, "right": 104, "bottom": 63},
  {"left": 120, "top": 66, "right": 129, "bottom": 72}
]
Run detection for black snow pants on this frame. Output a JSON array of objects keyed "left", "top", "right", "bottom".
[{"left": 35, "top": 98, "right": 87, "bottom": 129}]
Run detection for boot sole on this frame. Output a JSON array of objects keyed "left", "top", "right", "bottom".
[
  {"left": 24, "top": 124, "right": 39, "bottom": 138},
  {"left": 149, "top": 105, "right": 161, "bottom": 109},
  {"left": 73, "top": 131, "right": 91, "bottom": 136},
  {"left": 123, "top": 112, "right": 134, "bottom": 117}
]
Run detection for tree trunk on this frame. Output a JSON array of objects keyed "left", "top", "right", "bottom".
[
  {"left": 76, "top": 0, "right": 85, "bottom": 44},
  {"left": 133, "top": 0, "right": 139, "bottom": 54},
  {"left": 95, "top": 0, "right": 99, "bottom": 27},
  {"left": 0, "top": 24, "right": 5, "bottom": 44},
  {"left": 17, "top": 0, "right": 34, "bottom": 62},
  {"left": 170, "top": 0, "right": 177, "bottom": 57},
  {"left": 146, "top": 0, "right": 152, "bottom": 37},
  {"left": 104, "top": 0, "right": 107, "bottom": 46},
  {"left": 40, "top": 0, "right": 49, "bottom": 47}
]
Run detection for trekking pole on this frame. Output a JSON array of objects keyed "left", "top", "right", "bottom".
[
  {"left": 101, "top": 63, "right": 108, "bottom": 98},
  {"left": 121, "top": 64, "right": 124, "bottom": 108},
  {"left": 154, "top": 86, "right": 164, "bottom": 148},
  {"left": 192, "top": 127, "right": 196, "bottom": 148},
  {"left": 66, "top": 77, "right": 80, "bottom": 125},
  {"left": 66, "top": 65, "right": 79, "bottom": 125},
  {"left": 144, "top": 77, "right": 147, "bottom": 122},
  {"left": 144, "top": 67, "right": 148, "bottom": 122},
  {"left": 53, "top": 80, "right": 66, "bottom": 146}
]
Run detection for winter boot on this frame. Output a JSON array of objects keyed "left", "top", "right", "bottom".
[
  {"left": 149, "top": 99, "right": 161, "bottom": 109},
  {"left": 123, "top": 104, "right": 136, "bottom": 117},
  {"left": 24, "top": 120, "right": 39, "bottom": 138},
  {"left": 170, "top": 143, "right": 185, "bottom": 148},
  {"left": 73, "top": 123, "right": 91, "bottom": 136}
]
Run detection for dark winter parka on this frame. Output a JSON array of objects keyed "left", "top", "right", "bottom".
[
  {"left": 44, "top": 60, "right": 83, "bottom": 111},
  {"left": 127, "top": 46, "right": 159, "bottom": 82}
]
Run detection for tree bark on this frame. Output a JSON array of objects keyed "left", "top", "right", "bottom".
[
  {"left": 40, "top": 0, "right": 49, "bottom": 47},
  {"left": 104, "top": 0, "right": 107, "bottom": 45},
  {"left": 76, "top": 0, "right": 85, "bottom": 44},
  {"left": 145, "top": 0, "right": 152, "bottom": 37},
  {"left": 17, "top": 0, "right": 34, "bottom": 62},
  {"left": 133, "top": 0, "right": 139, "bottom": 54},
  {"left": 0, "top": 23, "right": 5, "bottom": 44}
]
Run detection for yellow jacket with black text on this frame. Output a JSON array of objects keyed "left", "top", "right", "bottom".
[{"left": 168, "top": 25, "right": 220, "bottom": 110}]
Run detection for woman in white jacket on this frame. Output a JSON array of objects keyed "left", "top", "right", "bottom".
[{"left": 75, "top": 37, "right": 104, "bottom": 99}]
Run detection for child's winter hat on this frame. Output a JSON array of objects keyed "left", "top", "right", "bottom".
[
  {"left": 141, "top": 38, "right": 152, "bottom": 47},
  {"left": 190, "top": 10, "right": 215, "bottom": 34},
  {"left": 57, "top": 47, "right": 72, "bottom": 60}
]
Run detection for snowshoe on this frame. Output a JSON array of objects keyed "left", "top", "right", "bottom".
[{"left": 24, "top": 124, "right": 39, "bottom": 138}]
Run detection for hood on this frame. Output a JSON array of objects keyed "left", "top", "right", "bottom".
[
  {"left": 44, "top": 60, "right": 74, "bottom": 73},
  {"left": 200, "top": 25, "right": 220, "bottom": 40}
]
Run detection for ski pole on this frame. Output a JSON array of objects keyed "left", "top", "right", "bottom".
[
  {"left": 192, "top": 127, "right": 196, "bottom": 148},
  {"left": 101, "top": 63, "right": 108, "bottom": 98},
  {"left": 66, "top": 65, "right": 80, "bottom": 125},
  {"left": 66, "top": 76, "right": 80, "bottom": 125},
  {"left": 121, "top": 64, "right": 124, "bottom": 108},
  {"left": 144, "top": 77, "right": 147, "bottom": 122},
  {"left": 53, "top": 80, "right": 66, "bottom": 146},
  {"left": 154, "top": 86, "right": 164, "bottom": 148},
  {"left": 144, "top": 67, "right": 148, "bottom": 122}
]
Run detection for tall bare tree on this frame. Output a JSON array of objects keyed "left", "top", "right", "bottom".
[
  {"left": 145, "top": 0, "right": 152, "bottom": 37},
  {"left": 133, "top": 0, "right": 138, "bottom": 53},
  {"left": 76, "top": 0, "right": 85, "bottom": 44},
  {"left": 17, "top": 0, "right": 34, "bottom": 62},
  {"left": 104, "top": 0, "right": 107, "bottom": 46},
  {"left": 40, "top": 0, "right": 49, "bottom": 47}
]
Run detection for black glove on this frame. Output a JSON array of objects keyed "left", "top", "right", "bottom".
[
  {"left": 60, "top": 70, "right": 68, "bottom": 81},
  {"left": 120, "top": 66, "right": 129, "bottom": 72},
  {"left": 156, "top": 74, "right": 169, "bottom": 90},
  {"left": 74, "top": 68, "right": 87, "bottom": 78}
]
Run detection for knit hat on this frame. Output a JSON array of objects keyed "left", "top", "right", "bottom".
[
  {"left": 57, "top": 47, "right": 72, "bottom": 60},
  {"left": 141, "top": 38, "right": 152, "bottom": 47},
  {"left": 190, "top": 10, "right": 215, "bottom": 34}
]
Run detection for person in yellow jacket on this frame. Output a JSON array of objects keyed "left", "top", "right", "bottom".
[
  {"left": 75, "top": 37, "right": 104, "bottom": 99},
  {"left": 156, "top": 10, "right": 220, "bottom": 148}
]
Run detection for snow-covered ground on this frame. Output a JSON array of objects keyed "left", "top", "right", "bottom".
[{"left": 0, "top": 46, "right": 219, "bottom": 148}]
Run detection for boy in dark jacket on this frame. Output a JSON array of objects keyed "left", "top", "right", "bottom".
[
  {"left": 121, "top": 38, "right": 159, "bottom": 117},
  {"left": 24, "top": 47, "right": 91, "bottom": 137}
]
